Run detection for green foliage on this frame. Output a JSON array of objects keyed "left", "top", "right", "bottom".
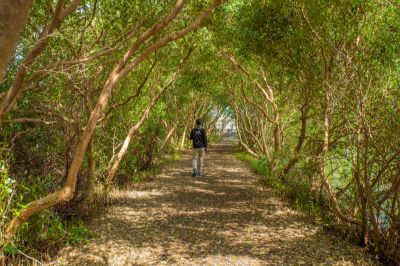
[
  {"left": 65, "top": 222, "right": 94, "bottom": 245},
  {"left": 18, "top": 211, "right": 92, "bottom": 253},
  {"left": 235, "top": 151, "right": 317, "bottom": 214},
  {"left": 0, "top": 145, "right": 18, "bottom": 243},
  {"left": 235, "top": 152, "right": 272, "bottom": 179},
  {"left": 118, "top": 149, "right": 182, "bottom": 188},
  {"left": 2, "top": 0, "right": 400, "bottom": 262},
  {"left": 2, "top": 208, "right": 93, "bottom": 256},
  {"left": 0, "top": 162, "right": 14, "bottom": 213}
]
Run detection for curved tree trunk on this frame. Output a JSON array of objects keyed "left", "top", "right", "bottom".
[
  {"left": 160, "top": 125, "right": 176, "bottom": 152},
  {"left": 104, "top": 78, "right": 171, "bottom": 191},
  {"left": 0, "top": 0, "right": 82, "bottom": 117},
  {"left": 180, "top": 124, "right": 188, "bottom": 150},
  {"left": 232, "top": 102, "right": 260, "bottom": 158},
  {"left": 0, "top": 0, "right": 33, "bottom": 83}
]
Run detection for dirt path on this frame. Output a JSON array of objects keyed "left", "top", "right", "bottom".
[{"left": 53, "top": 141, "right": 378, "bottom": 265}]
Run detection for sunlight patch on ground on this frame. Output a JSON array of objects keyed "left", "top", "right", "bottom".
[
  {"left": 219, "top": 179, "right": 252, "bottom": 184},
  {"left": 192, "top": 180, "right": 209, "bottom": 185},
  {"left": 111, "top": 189, "right": 166, "bottom": 200},
  {"left": 182, "top": 186, "right": 227, "bottom": 195}
]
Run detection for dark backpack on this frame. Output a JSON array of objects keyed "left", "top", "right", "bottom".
[{"left": 193, "top": 127, "right": 203, "bottom": 147}]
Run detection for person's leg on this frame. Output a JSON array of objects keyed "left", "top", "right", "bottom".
[
  {"left": 192, "top": 148, "right": 199, "bottom": 176},
  {"left": 199, "top": 148, "right": 205, "bottom": 176}
]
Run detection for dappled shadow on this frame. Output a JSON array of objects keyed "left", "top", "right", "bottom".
[{"left": 52, "top": 141, "right": 378, "bottom": 265}]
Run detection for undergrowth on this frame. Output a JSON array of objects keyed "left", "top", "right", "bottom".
[
  {"left": 0, "top": 148, "right": 185, "bottom": 261},
  {"left": 116, "top": 150, "right": 182, "bottom": 189},
  {"left": 235, "top": 150, "right": 396, "bottom": 264},
  {"left": 235, "top": 151, "right": 322, "bottom": 220},
  {"left": 1, "top": 213, "right": 94, "bottom": 259},
  {"left": 1, "top": 150, "right": 94, "bottom": 260}
]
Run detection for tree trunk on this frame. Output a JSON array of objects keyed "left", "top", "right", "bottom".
[
  {"left": 319, "top": 92, "right": 355, "bottom": 224},
  {"left": 160, "top": 125, "right": 176, "bottom": 152},
  {"left": 87, "top": 136, "right": 96, "bottom": 196},
  {"left": 180, "top": 124, "right": 188, "bottom": 150},
  {"left": 281, "top": 101, "right": 309, "bottom": 179},
  {"left": 207, "top": 107, "right": 223, "bottom": 135},
  {"left": 104, "top": 98, "right": 160, "bottom": 191},
  {"left": 104, "top": 72, "right": 178, "bottom": 192},
  {"left": 0, "top": 0, "right": 33, "bottom": 82},
  {"left": 352, "top": 120, "right": 368, "bottom": 244},
  {"left": 233, "top": 103, "right": 260, "bottom": 157},
  {"left": 0, "top": 0, "right": 82, "bottom": 117}
]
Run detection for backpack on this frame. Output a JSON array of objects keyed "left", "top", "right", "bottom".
[{"left": 193, "top": 127, "right": 203, "bottom": 147}]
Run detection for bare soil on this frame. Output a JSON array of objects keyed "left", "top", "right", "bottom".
[{"left": 52, "top": 141, "right": 379, "bottom": 265}]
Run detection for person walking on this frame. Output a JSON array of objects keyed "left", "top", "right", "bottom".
[{"left": 189, "top": 119, "right": 208, "bottom": 177}]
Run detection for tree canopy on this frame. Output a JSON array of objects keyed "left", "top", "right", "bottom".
[{"left": 0, "top": 0, "right": 399, "bottom": 263}]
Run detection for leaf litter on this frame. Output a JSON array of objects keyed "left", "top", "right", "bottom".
[{"left": 51, "top": 142, "right": 379, "bottom": 266}]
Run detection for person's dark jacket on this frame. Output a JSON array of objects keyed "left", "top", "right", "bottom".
[{"left": 189, "top": 126, "right": 207, "bottom": 148}]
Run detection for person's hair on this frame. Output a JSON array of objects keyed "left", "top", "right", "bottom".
[{"left": 195, "top": 119, "right": 202, "bottom": 126}]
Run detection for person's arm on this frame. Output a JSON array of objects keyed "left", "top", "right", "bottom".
[
  {"left": 203, "top": 128, "right": 208, "bottom": 152},
  {"left": 189, "top": 129, "right": 193, "bottom": 140}
]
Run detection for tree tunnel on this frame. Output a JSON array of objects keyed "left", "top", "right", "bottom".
[{"left": 0, "top": 0, "right": 400, "bottom": 262}]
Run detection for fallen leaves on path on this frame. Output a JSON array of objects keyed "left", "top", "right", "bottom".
[{"left": 52, "top": 142, "right": 379, "bottom": 265}]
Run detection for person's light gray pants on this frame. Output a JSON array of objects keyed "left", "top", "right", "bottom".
[{"left": 192, "top": 148, "right": 205, "bottom": 174}]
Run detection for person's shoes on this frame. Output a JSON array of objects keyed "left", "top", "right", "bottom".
[
  {"left": 192, "top": 169, "right": 197, "bottom": 177},
  {"left": 198, "top": 172, "right": 203, "bottom": 177}
]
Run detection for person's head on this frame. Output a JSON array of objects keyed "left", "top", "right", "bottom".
[{"left": 195, "top": 119, "right": 202, "bottom": 126}]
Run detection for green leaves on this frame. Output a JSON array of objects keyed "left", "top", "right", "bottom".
[
  {"left": 65, "top": 222, "right": 94, "bottom": 245},
  {"left": 2, "top": 244, "right": 18, "bottom": 255}
]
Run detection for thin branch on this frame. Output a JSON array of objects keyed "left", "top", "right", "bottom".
[
  {"left": 100, "top": 59, "right": 157, "bottom": 121},
  {"left": 3, "top": 118, "right": 56, "bottom": 125}
]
